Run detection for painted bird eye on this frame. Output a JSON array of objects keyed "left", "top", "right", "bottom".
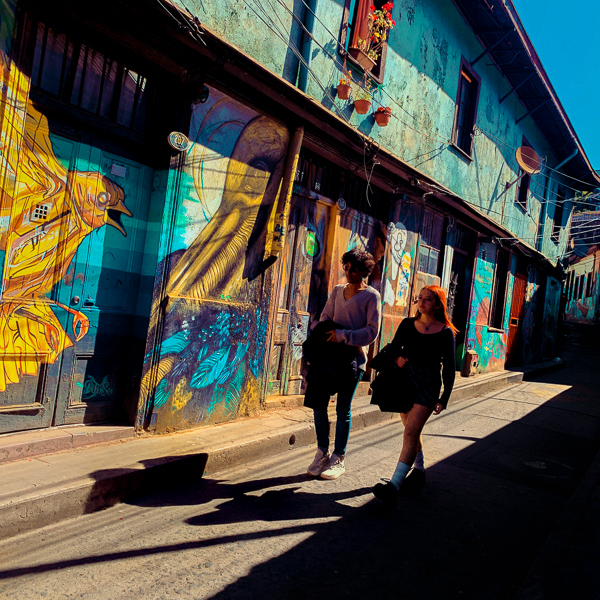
[{"left": 96, "top": 191, "right": 110, "bottom": 207}]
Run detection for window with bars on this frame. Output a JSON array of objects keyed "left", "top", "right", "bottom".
[
  {"left": 489, "top": 248, "right": 509, "bottom": 329},
  {"left": 418, "top": 210, "right": 443, "bottom": 276},
  {"left": 30, "top": 20, "right": 149, "bottom": 133}
]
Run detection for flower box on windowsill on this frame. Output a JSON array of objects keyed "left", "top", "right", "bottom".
[{"left": 348, "top": 47, "right": 376, "bottom": 72}]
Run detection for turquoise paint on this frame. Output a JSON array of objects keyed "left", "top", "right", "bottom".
[{"left": 178, "top": 0, "right": 574, "bottom": 264}]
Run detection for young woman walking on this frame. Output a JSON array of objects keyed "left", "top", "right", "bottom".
[{"left": 372, "top": 285, "right": 457, "bottom": 503}]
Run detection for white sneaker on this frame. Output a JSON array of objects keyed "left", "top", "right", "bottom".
[
  {"left": 307, "top": 448, "right": 330, "bottom": 477},
  {"left": 320, "top": 454, "right": 345, "bottom": 480}
]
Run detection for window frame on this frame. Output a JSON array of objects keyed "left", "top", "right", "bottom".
[
  {"left": 451, "top": 57, "right": 481, "bottom": 158},
  {"left": 340, "top": 0, "right": 390, "bottom": 84},
  {"left": 551, "top": 187, "right": 566, "bottom": 243},
  {"left": 515, "top": 137, "right": 535, "bottom": 212},
  {"left": 417, "top": 209, "right": 444, "bottom": 277}
]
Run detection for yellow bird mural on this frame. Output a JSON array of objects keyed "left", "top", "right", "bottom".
[{"left": 0, "top": 55, "right": 131, "bottom": 392}]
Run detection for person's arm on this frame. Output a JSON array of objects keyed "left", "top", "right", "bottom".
[
  {"left": 439, "top": 329, "right": 456, "bottom": 409},
  {"left": 319, "top": 286, "right": 338, "bottom": 322},
  {"left": 390, "top": 317, "right": 411, "bottom": 354},
  {"left": 336, "top": 293, "right": 381, "bottom": 347}
]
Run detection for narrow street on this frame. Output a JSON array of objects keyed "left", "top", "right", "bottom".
[{"left": 0, "top": 322, "right": 598, "bottom": 600}]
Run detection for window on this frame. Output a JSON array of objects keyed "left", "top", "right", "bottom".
[
  {"left": 452, "top": 59, "right": 480, "bottom": 156},
  {"left": 586, "top": 273, "right": 593, "bottom": 297},
  {"left": 515, "top": 138, "right": 535, "bottom": 212},
  {"left": 30, "top": 20, "right": 149, "bottom": 134},
  {"left": 418, "top": 210, "right": 444, "bottom": 276},
  {"left": 341, "top": 0, "right": 389, "bottom": 83},
  {"left": 551, "top": 188, "right": 565, "bottom": 242},
  {"left": 489, "top": 248, "right": 509, "bottom": 329}
]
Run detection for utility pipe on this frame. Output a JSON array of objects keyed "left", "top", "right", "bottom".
[
  {"left": 536, "top": 147, "right": 579, "bottom": 251},
  {"left": 298, "top": 0, "right": 318, "bottom": 93},
  {"left": 271, "top": 125, "right": 305, "bottom": 257}
]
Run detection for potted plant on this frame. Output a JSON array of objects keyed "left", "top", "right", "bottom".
[
  {"left": 354, "top": 79, "right": 373, "bottom": 114},
  {"left": 374, "top": 106, "right": 392, "bottom": 126},
  {"left": 349, "top": 2, "right": 396, "bottom": 72},
  {"left": 337, "top": 67, "right": 352, "bottom": 100}
]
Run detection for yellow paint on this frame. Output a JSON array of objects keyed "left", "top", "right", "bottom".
[
  {"left": 0, "top": 53, "right": 130, "bottom": 391},
  {"left": 171, "top": 376, "right": 193, "bottom": 411}
]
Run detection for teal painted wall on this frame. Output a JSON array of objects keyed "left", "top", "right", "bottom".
[{"left": 179, "top": 0, "right": 572, "bottom": 264}]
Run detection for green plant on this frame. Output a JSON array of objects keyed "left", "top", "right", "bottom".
[
  {"left": 375, "top": 106, "right": 391, "bottom": 114},
  {"left": 357, "top": 3, "right": 396, "bottom": 62},
  {"left": 355, "top": 77, "right": 374, "bottom": 101}
]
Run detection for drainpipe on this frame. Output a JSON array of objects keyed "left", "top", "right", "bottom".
[
  {"left": 298, "top": 0, "right": 318, "bottom": 93},
  {"left": 536, "top": 147, "right": 579, "bottom": 252},
  {"left": 270, "top": 126, "right": 305, "bottom": 258}
]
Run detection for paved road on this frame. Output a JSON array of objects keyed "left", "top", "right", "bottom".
[{"left": 0, "top": 324, "right": 598, "bottom": 600}]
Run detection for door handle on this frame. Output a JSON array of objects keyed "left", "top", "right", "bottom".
[{"left": 83, "top": 296, "right": 96, "bottom": 307}]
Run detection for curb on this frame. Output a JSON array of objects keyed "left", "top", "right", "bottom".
[{"left": 0, "top": 360, "right": 561, "bottom": 541}]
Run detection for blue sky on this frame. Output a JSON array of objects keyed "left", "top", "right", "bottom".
[{"left": 511, "top": 1, "right": 599, "bottom": 171}]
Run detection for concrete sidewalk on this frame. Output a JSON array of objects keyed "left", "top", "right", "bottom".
[{"left": 0, "top": 359, "right": 565, "bottom": 542}]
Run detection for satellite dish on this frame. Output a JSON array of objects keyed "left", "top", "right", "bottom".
[{"left": 515, "top": 146, "right": 542, "bottom": 175}]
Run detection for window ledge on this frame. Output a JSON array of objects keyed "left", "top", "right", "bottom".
[{"left": 449, "top": 143, "right": 474, "bottom": 163}]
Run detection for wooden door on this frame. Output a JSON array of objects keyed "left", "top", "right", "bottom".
[
  {"left": 268, "top": 198, "right": 330, "bottom": 396},
  {"left": 506, "top": 272, "right": 527, "bottom": 366}
]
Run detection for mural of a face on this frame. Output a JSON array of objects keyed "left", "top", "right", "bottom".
[
  {"left": 168, "top": 115, "right": 289, "bottom": 300},
  {"left": 387, "top": 221, "right": 407, "bottom": 280}
]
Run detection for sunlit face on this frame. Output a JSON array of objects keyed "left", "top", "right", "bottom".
[{"left": 417, "top": 288, "right": 440, "bottom": 315}]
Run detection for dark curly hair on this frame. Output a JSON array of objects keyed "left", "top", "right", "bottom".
[{"left": 341, "top": 248, "right": 376, "bottom": 276}]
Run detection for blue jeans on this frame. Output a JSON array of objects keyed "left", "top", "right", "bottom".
[{"left": 313, "top": 370, "right": 364, "bottom": 456}]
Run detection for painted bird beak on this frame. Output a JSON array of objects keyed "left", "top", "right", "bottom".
[{"left": 105, "top": 200, "right": 133, "bottom": 237}]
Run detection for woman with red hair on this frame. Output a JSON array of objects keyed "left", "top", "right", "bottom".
[{"left": 373, "top": 285, "right": 457, "bottom": 504}]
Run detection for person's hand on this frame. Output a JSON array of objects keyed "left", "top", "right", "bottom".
[
  {"left": 326, "top": 330, "right": 340, "bottom": 343},
  {"left": 395, "top": 356, "right": 408, "bottom": 368},
  {"left": 433, "top": 403, "right": 443, "bottom": 415}
]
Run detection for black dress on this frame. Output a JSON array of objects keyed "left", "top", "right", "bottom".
[{"left": 387, "top": 317, "right": 456, "bottom": 410}]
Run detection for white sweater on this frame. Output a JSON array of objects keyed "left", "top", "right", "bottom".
[{"left": 320, "top": 284, "right": 382, "bottom": 370}]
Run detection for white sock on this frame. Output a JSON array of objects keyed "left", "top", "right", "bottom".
[
  {"left": 390, "top": 462, "right": 411, "bottom": 491},
  {"left": 414, "top": 451, "right": 425, "bottom": 472}
]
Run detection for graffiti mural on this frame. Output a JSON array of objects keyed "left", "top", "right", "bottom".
[
  {"left": 465, "top": 242, "right": 508, "bottom": 373},
  {"left": 0, "top": 53, "right": 129, "bottom": 392},
  {"left": 379, "top": 202, "right": 419, "bottom": 345},
  {"left": 565, "top": 250, "right": 600, "bottom": 323},
  {"left": 141, "top": 88, "right": 289, "bottom": 431}
]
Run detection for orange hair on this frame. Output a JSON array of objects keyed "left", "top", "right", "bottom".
[{"left": 414, "top": 285, "right": 459, "bottom": 334}]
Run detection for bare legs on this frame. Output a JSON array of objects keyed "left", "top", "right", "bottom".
[{"left": 399, "top": 404, "right": 432, "bottom": 466}]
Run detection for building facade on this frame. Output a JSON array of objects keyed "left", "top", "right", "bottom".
[{"left": 0, "top": 0, "right": 598, "bottom": 435}]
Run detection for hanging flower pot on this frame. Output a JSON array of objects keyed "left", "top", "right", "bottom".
[
  {"left": 374, "top": 107, "right": 392, "bottom": 126},
  {"left": 337, "top": 83, "right": 351, "bottom": 100},
  {"left": 348, "top": 47, "right": 376, "bottom": 72},
  {"left": 354, "top": 98, "right": 372, "bottom": 114}
]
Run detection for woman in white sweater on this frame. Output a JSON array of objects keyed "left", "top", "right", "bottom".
[{"left": 305, "top": 248, "right": 381, "bottom": 480}]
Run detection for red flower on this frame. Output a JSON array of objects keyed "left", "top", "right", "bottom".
[
  {"left": 391, "top": 20, "right": 396, "bottom": 26},
  {"left": 370, "top": 4, "right": 376, "bottom": 10}
]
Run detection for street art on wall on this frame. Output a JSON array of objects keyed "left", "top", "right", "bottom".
[
  {"left": 0, "top": 53, "right": 129, "bottom": 392},
  {"left": 465, "top": 242, "right": 509, "bottom": 373},
  {"left": 379, "top": 202, "right": 419, "bottom": 345},
  {"left": 141, "top": 88, "right": 289, "bottom": 431}
]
